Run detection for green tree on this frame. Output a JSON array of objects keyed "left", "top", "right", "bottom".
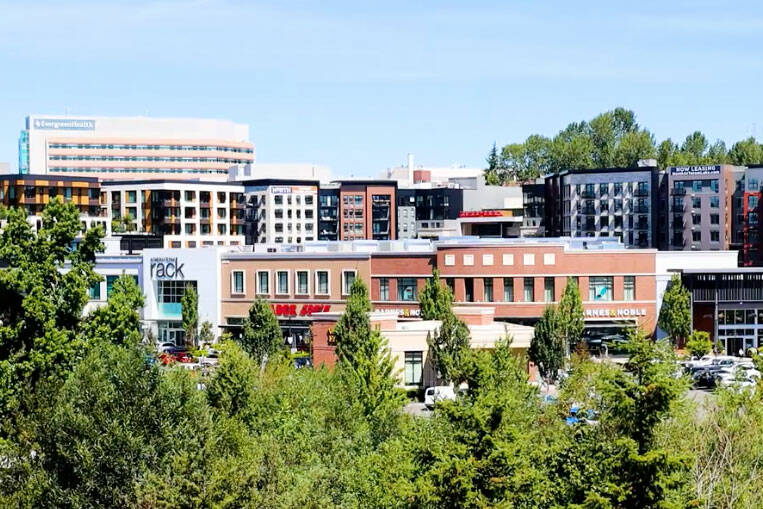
[
  {"left": 484, "top": 142, "right": 503, "bottom": 185},
  {"left": 0, "top": 199, "right": 103, "bottom": 425},
  {"left": 333, "top": 278, "right": 404, "bottom": 436},
  {"left": 427, "top": 311, "right": 471, "bottom": 385},
  {"left": 729, "top": 136, "right": 763, "bottom": 165},
  {"left": 685, "top": 330, "right": 712, "bottom": 358},
  {"left": 240, "top": 298, "right": 283, "bottom": 365},
  {"left": 658, "top": 274, "right": 691, "bottom": 345},
  {"left": 529, "top": 306, "right": 564, "bottom": 383},
  {"left": 198, "top": 320, "right": 215, "bottom": 346},
  {"left": 181, "top": 283, "right": 198, "bottom": 348},
  {"left": 558, "top": 277, "right": 584, "bottom": 354},
  {"left": 81, "top": 274, "right": 144, "bottom": 347},
  {"left": 206, "top": 341, "right": 260, "bottom": 419},
  {"left": 418, "top": 268, "right": 453, "bottom": 320}
]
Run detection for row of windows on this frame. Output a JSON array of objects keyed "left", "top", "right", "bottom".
[
  {"left": 230, "top": 269, "right": 357, "bottom": 296},
  {"left": 49, "top": 142, "right": 254, "bottom": 153},
  {"left": 673, "top": 179, "right": 720, "bottom": 193},
  {"left": 50, "top": 167, "right": 228, "bottom": 175},
  {"left": 273, "top": 195, "right": 315, "bottom": 206},
  {"left": 88, "top": 275, "right": 139, "bottom": 300},
  {"left": 274, "top": 209, "right": 314, "bottom": 219},
  {"left": 443, "top": 252, "right": 555, "bottom": 267},
  {"left": 672, "top": 231, "right": 721, "bottom": 244},
  {"left": 570, "top": 182, "right": 650, "bottom": 197},
  {"left": 274, "top": 223, "right": 314, "bottom": 232},
  {"left": 376, "top": 276, "right": 636, "bottom": 303},
  {"left": 49, "top": 155, "right": 249, "bottom": 164}
]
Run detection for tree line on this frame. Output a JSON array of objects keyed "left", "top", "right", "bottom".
[
  {"left": 2, "top": 201, "right": 763, "bottom": 507},
  {"left": 485, "top": 107, "right": 763, "bottom": 184}
]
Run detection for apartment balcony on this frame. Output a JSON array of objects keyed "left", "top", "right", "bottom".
[
  {"left": 199, "top": 217, "right": 211, "bottom": 224},
  {"left": 636, "top": 222, "right": 649, "bottom": 230},
  {"left": 671, "top": 188, "right": 687, "bottom": 196},
  {"left": 633, "top": 188, "right": 650, "bottom": 197},
  {"left": 633, "top": 205, "right": 650, "bottom": 213},
  {"left": 580, "top": 190, "right": 596, "bottom": 199},
  {"left": 580, "top": 207, "right": 596, "bottom": 215},
  {"left": 672, "top": 201, "right": 685, "bottom": 212}
]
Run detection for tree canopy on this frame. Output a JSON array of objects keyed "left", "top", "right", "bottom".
[
  {"left": 658, "top": 274, "right": 692, "bottom": 345},
  {"left": 239, "top": 298, "right": 283, "bottom": 365},
  {"left": 485, "top": 108, "right": 763, "bottom": 183}
]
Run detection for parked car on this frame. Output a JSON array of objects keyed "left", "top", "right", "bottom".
[{"left": 157, "top": 342, "right": 177, "bottom": 353}]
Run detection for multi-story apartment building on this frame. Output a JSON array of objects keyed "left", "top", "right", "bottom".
[
  {"left": 102, "top": 179, "right": 246, "bottom": 248},
  {"left": 317, "top": 180, "right": 396, "bottom": 241},
  {"left": 667, "top": 164, "right": 743, "bottom": 251},
  {"left": 545, "top": 167, "right": 658, "bottom": 248},
  {"left": 741, "top": 166, "right": 763, "bottom": 265},
  {"left": 0, "top": 174, "right": 108, "bottom": 233},
  {"left": 396, "top": 189, "right": 417, "bottom": 239},
  {"left": 521, "top": 179, "right": 545, "bottom": 237},
  {"left": 19, "top": 115, "right": 254, "bottom": 179},
  {"left": 241, "top": 179, "right": 318, "bottom": 244},
  {"left": 317, "top": 185, "right": 340, "bottom": 241}
]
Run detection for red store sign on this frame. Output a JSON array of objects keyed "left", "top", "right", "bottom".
[{"left": 272, "top": 303, "right": 331, "bottom": 317}]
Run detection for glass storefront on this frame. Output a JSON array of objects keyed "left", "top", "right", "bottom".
[
  {"left": 158, "top": 320, "right": 185, "bottom": 345},
  {"left": 717, "top": 308, "right": 763, "bottom": 354}
]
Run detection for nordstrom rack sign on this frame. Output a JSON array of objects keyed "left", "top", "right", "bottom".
[{"left": 150, "top": 257, "right": 185, "bottom": 279}]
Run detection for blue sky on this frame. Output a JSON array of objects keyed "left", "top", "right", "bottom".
[{"left": 0, "top": 0, "right": 761, "bottom": 176}]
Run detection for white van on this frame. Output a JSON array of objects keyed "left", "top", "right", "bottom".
[{"left": 424, "top": 386, "right": 456, "bottom": 409}]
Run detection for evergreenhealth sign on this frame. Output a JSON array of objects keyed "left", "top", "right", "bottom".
[{"left": 33, "top": 118, "right": 96, "bottom": 130}]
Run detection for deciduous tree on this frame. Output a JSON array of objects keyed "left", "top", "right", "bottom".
[
  {"left": 658, "top": 274, "right": 691, "bottom": 345},
  {"left": 418, "top": 269, "right": 453, "bottom": 321},
  {"left": 181, "top": 283, "right": 198, "bottom": 348},
  {"left": 529, "top": 306, "right": 564, "bottom": 383}
]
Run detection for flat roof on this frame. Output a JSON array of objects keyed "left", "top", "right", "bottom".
[
  {"left": 683, "top": 268, "right": 763, "bottom": 274},
  {"left": 551, "top": 166, "right": 657, "bottom": 178},
  {"left": 100, "top": 179, "right": 244, "bottom": 187},
  {"left": 240, "top": 178, "right": 320, "bottom": 187},
  {"left": 0, "top": 173, "right": 100, "bottom": 183}
]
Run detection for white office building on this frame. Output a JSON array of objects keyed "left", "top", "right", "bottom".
[{"left": 19, "top": 115, "right": 254, "bottom": 179}]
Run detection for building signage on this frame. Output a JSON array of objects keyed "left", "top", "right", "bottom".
[
  {"left": 374, "top": 307, "right": 421, "bottom": 318},
  {"left": 584, "top": 308, "right": 647, "bottom": 318},
  {"left": 458, "top": 210, "right": 510, "bottom": 218},
  {"left": 272, "top": 303, "right": 331, "bottom": 317},
  {"left": 269, "top": 186, "right": 317, "bottom": 194},
  {"left": 150, "top": 257, "right": 185, "bottom": 279},
  {"left": 670, "top": 165, "right": 720, "bottom": 176},
  {"left": 33, "top": 118, "right": 96, "bottom": 130}
]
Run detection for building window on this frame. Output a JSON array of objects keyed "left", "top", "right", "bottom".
[
  {"left": 692, "top": 197, "right": 701, "bottom": 208},
  {"left": 89, "top": 282, "right": 101, "bottom": 300},
  {"left": 710, "top": 196, "right": 719, "bottom": 208},
  {"left": 106, "top": 275, "right": 119, "bottom": 297},
  {"left": 231, "top": 271, "right": 244, "bottom": 294},
  {"left": 316, "top": 271, "right": 329, "bottom": 295},
  {"left": 444, "top": 254, "right": 455, "bottom": 266},
  {"left": 126, "top": 191, "right": 136, "bottom": 204},
  {"left": 750, "top": 213, "right": 759, "bottom": 226},
  {"left": 276, "top": 271, "right": 289, "bottom": 294},
  {"left": 482, "top": 254, "right": 494, "bottom": 266},
  {"left": 296, "top": 270, "right": 309, "bottom": 295},
  {"left": 692, "top": 214, "right": 701, "bottom": 225},
  {"left": 257, "top": 271, "right": 269, "bottom": 294},
  {"left": 624, "top": 276, "right": 635, "bottom": 301},
  {"left": 711, "top": 231, "right": 720, "bottom": 242},
  {"left": 503, "top": 278, "right": 514, "bottom": 302},
  {"left": 404, "top": 352, "right": 423, "bottom": 386},
  {"left": 463, "top": 254, "right": 474, "bottom": 266},
  {"left": 523, "top": 253, "right": 535, "bottom": 265},
  {"left": 544, "top": 277, "right": 555, "bottom": 303},
  {"left": 398, "top": 278, "right": 417, "bottom": 301},
  {"left": 710, "top": 214, "right": 719, "bottom": 225},
  {"left": 543, "top": 253, "right": 555, "bottom": 265},
  {"left": 692, "top": 231, "right": 701, "bottom": 242},
  {"left": 379, "top": 278, "right": 389, "bottom": 301},
  {"left": 749, "top": 196, "right": 759, "bottom": 209},
  {"left": 588, "top": 276, "right": 613, "bottom": 301},
  {"left": 484, "top": 278, "right": 494, "bottom": 302},
  {"left": 523, "top": 278, "right": 534, "bottom": 302},
  {"left": 502, "top": 254, "right": 514, "bottom": 265},
  {"left": 342, "top": 270, "right": 356, "bottom": 295}
]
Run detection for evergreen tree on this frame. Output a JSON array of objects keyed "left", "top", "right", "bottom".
[
  {"left": 529, "top": 306, "right": 564, "bottom": 383},
  {"left": 427, "top": 311, "right": 471, "bottom": 385},
  {"left": 181, "top": 284, "right": 198, "bottom": 348},
  {"left": 658, "top": 274, "right": 691, "bottom": 345},
  {"left": 418, "top": 269, "right": 453, "bottom": 321},
  {"left": 557, "top": 277, "right": 584, "bottom": 354},
  {"left": 240, "top": 298, "right": 283, "bottom": 365},
  {"left": 333, "top": 278, "right": 404, "bottom": 436}
]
